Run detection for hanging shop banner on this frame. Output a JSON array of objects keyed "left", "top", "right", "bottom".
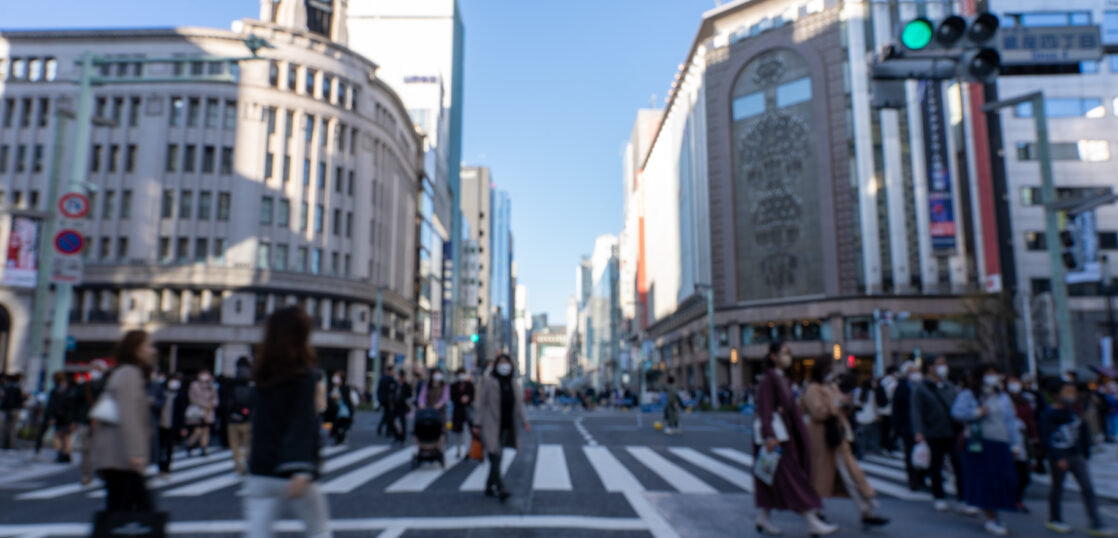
[
  {"left": 3, "top": 216, "right": 41, "bottom": 288},
  {"left": 920, "top": 81, "right": 957, "bottom": 252}
]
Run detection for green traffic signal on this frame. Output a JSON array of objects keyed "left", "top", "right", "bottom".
[
  {"left": 470, "top": 333, "right": 479, "bottom": 343},
  {"left": 901, "top": 18, "right": 934, "bottom": 50}
]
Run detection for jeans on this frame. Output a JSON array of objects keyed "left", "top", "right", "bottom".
[
  {"left": 100, "top": 470, "right": 153, "bottom": 512},
  {"left": 927, "top": 436, "right": 964, "bottom": 501},
  {"left": 157, "top": 428, "right": 177, "bottom": 474},
  {"left": 243, "top": 475, "right": 331, "bottom": 538},
  {"left": 228, "top": 423, "right": 252, "bottom": 475},
  {"left": 1049, "top": 455, "right": 1102, "bottom": 528}
]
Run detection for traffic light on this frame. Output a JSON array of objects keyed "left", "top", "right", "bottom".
[
  {"left": 1060, "top": 228, "right": 1080, "bottom": 270},
  {"left": 470, "top": 333, "right": 479, "bottom": 343},
  {"left": 873, "top": 13, "right": 1001, "bottom": 85}
]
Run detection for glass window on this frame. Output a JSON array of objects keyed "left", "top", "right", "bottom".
[
  {"left": 125, "top": 145, "right": 137, "bottom": 172},
  {"left": 165, "top": 144, "right": 179, "bottom": 172},
  {"left": 303, "top": 159, "right": 311, "bottom": 185},
  {"left": 0, "top": 145, "right": 7, "bottom": 173},
  {"left": 345, "top": 212, "right": 353, "bottom": 238},
  {"left": 202, "top": 145, "right": 215, "bottom": 173},
  {"left": 278, "top": 199, "right": 290, "bottom": 227},
  {"left": 260, "top": 196, "right": 274, "bottom": 225},
  {"left": 322, "top": 75, "right": 332, "bottom": 102},
  {"left": 776, "top": 77, "right": 812, "bottom": 107},
  {"left": 732, "top": 92, "right": 764, "bottom": 120},
  {"left": 213, "top": 238, "right": 226, "bottom": 262},
  {"left": 264, "top": 152, "right": 274, "bottom": 178},
  {"left": 217, "top": 192, "right": 231, "bottom": 221},
  {"left": 195, "top": 238, "right": 208, "bottom": 262},
  {"left": 274, "top": 244, "right": 288, "bottom": 271},
  {"left": 18, "top": 98, "right": 30, "bottom": 127},
  {"left": 99, "top": 237, "right": 111, "bottom": 260},
  {"left": 170, "top": 97, "right": 184, "bottom": 126},
  {"left": 176, "top": 238, "right": 189, "bottom": 262},
  {"left": 1025, "top": 232, "right": 1047, "bottom": 250},
  {"left": 37, "top": 97, "right": 49, "bottom": 127},
  {"left": 103, "top": 190, "right": 114, "bottom": 219},
  {"left": 1015, "top": 98, "right": 1105, "bottom": 118},
  {"left": 300, "top": 202, "right": 309, "bottom": 230},
  {"left": 314, "top": 204, "right": 324, "bottom": 232},
  {"left": 91, "top": 145, "right": 102, "bottom": 172},
  {"left": 333, "top": 209, "right": 341, "bottom": 236},
  {"left": 224, "top": 100, "right": 236, "bottom": 129},
  {"left": 2, "top": 99, "right": 13, "bottom": 127},
  {"left": 183, "top": 144, "right": 196, "bottom": 172},
  {"left": 331, "top": 252, "right": 339, "bottom": 275},
  {"left": 187, "top": 97, "right": 200, "bottom": 127},
  {"left": 265, "top": 107, "right": 276, "bottom": 134},
  {"left": 117, "top": 237, "right": 128, "bottom": 260},
  {"left": 287, "top": 63, "right": 299, "bottom": 91},
  {"left": 198, "top": 191, "right": 212, "bottom": 219},
  {"left": 269, "top": 61, "right": 279, "bottom": 87},
  {"left": 305, "top": 68, "right": 316, "bottom": 96},
  {"left": 347, "top": 171, "right": 354, "bottom": 195},
  {"left": 305, "top": 114, "right": 315, "bottom": 143},
  {"left": 296, "top": 247, "right": 308, "bottom": 272},
  {"left": 190, "top": 61, "right": 204, "bottom": 76},
  {"left": 44, "top": 58, "right": 57, "bottom": 81},
  {"left": 129, "top": 97, "right": 141, "bottom": 127},
  {"left": 32, "top": 145, "right": 43, "bottom": 173},
  {"left": 220, "top": 146, "right": 233, "bottom": 174},
  {"left": 1016, "top": 140, "right": 1110, "bottom": 162},
  {"left": 121, "top": 190, "right": 132, "bottom": 219},
  {"left": 318, "top": 162, "right": 326, "bottom": 189},
  {"left": 161, "top": 190, "right": 174, "bottom": 218},
  {"left": 282, "top": 155, "right": 291, "bottom": 182},
  {"left": 204, "top": 98, "right": 219, "bottom": 128},
  {"left": 1081, "top": 61, "right": 1099, "bottom": 73},
  {"left": 285, "top": 110, "right": 294, "bottom": 138},
  {"left": 335, "top": 167, "right": 343, "bottom": 193},
  {"left": 311, "top": 248, "right": 322, "bottom": 275},
  {"left": 179, "top": 191, "right": 193, "bottom": 219},
  {"left": 159, "top": 237, "right": 171, "bottom": 262},
  {"left": 15, "top": 145, "right": 25, "bottom": 173},
  {"left": 256, "top": 242, "right": 271, "bottom": 269},
  {"left": 1100, "top": 232, "right": 1118, "bottom": 250},
  {"left": 350, "top": 127, "right": 358, "bottom": 155},
  {"left": 320, "top": 119, "right": 329, "bottom": 146}
]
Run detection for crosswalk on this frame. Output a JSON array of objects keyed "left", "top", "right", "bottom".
[{"left": 12, "top": 442, "right": 961, "bottom": 503}]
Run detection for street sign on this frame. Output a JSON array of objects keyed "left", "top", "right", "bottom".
[
  {"left": 54, "top": 229, "right": 84, "bottom": 256},
  {"left": 65, "top": 336, "right": 77, "bottom": 352},
  {"left": 57, "top": 193, "right": 91, "bottom": 219},
  {"left": 999, "top": 26, "right": 1102, "bottom": 65},
  {"left": 50, "top": 255, "right": 82, "bottom": 284}
]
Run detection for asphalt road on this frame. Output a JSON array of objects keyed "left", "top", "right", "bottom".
[{"left": 1, "top": 408, "right": 1115, "bottom": 537}]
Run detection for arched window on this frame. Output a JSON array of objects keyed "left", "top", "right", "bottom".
[{"left": 730, "top": 49, "right": 822, "bottom": 301}]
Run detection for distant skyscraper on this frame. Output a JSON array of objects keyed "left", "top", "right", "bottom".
[{"left": 490, "top": 189, "right": 513, "bottom": 354}]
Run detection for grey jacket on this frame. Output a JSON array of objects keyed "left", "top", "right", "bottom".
[
  {"left": 91, "top": 365, "right": 152, "bottom": 472},
  {"left": 474, "top": 373, "right": 527, "bottom": 454},
  {"left": 911, "top": 379, "right": 958, "bottom": 440}
]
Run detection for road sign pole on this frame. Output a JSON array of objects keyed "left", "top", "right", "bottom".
[{"left": 45, "top": 52, "right": 95, "bottom": 384}]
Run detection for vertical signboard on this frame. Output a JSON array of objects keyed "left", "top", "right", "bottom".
[
  {"left": 3, "top": 216, "right": 41, "bottom": 288},
  {"left": 920, "top": 81, "right": 957, "bottom": 251}
]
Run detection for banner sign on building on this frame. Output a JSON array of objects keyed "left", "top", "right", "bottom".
[
  {"left": 920, "top": 81, "right": 957, "bottom": 252},
  {"left": 3, "top": 216, "right": 41, "bottom": 288},
  {"left": 1067, "top": 209, "right": 1102, "bottom": 283}
]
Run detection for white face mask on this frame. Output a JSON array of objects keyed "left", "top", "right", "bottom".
[
  {"left": 496, "top": 363, "right": 513, "bottom": 376},
  {"left": 935, "top": 365, "right": 949, "bottom": 379},
  {"left": 908, "top": 373, "right": 923, "bottom": 384},
  {"left": 983, "top": 374, "right": 1001, "bottom": 388},
  {"left": 332, "top": 377, "right": 342, "bottom": 385},
  {"left": 433, "top": 374, "right": 444, "bottom": 383},
  {"left": 168, "top": 380, "right": 181, "bottom": 391},
  {"left": 1007, "top": 382, "right": 1022, "bottom": 394}
]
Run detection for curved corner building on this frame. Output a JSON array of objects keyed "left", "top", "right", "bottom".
[{"left": 0, "top": 0, "right": 421, "bottom": 388}]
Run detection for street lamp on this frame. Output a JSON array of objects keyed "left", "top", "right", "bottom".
[{"left": 25, "top": 37, "right": 272, "bottom": 389}]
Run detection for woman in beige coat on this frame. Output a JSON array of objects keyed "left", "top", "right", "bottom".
[
  {"left": 472, "top": 354, "right": 530, "bottom": 501},
  {"left": 800, "top": 359, "right": 889, "bottom": 527},
  {"left": 91, "top": 330, "right": 156, "bottom": 511}
]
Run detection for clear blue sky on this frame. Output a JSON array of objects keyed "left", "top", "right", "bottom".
[{"left": 3, "top": 0, "right": 719, "bottom": 323}]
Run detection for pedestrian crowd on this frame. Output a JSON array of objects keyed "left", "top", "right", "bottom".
[{"left": 753, "top": 341, "right": 1118, "bottom": 537}]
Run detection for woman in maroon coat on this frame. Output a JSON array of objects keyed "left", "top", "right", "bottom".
[{"left": 754, "top": 342, "right": 837, "bottom": 536}]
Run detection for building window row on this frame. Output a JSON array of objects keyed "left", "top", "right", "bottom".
[
  {"left": 1020, "top": 186, "right": 1111, "bottom": 207},
  {"left": 89, "top": 144, "right": 140, "bottom": 173},
  {"left": 170, "top": 58, "right": 239, "bottom": 81},
  {"left": 255, "top": 240, "right": 352, "bottom": 278},
  {"left": 2, "top": 189, "right": 41, "bottom": 210},
  {"left": 1, "top": 56, "right": 58, "bottom": 82},
  {"left": 169, "top": 96, "right": 237, "bottom": 129},
  {"left": 165, "top": 143, "right": 233, "bottom": 175},
  {"left": 2, "top": 97, "right": 52, "bottom": 129},
  {"left": 268, "top": 60, "right": 356, "bottom": 111},
  {"left": 1025, "top": 230, "right": 1118, "bottom": 251},
  {"left": 161, "top": 189, "right": 230, "bottom": 221},
  {"left": 1016, "top": 140, "right": 1110, "bottom": 162},
  {"left": 158, "top": 235, "right": 227, "bottom": 265},
  {"left": 0, "top": 143, "right": 45, "bottom": 174}
]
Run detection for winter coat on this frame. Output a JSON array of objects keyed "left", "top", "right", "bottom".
[
  {"left": 911, "top": 379, "right": 959, "bottom": 440},
  {"left": 187, "top": 378, "right": 218, "bottom": 425},
  {"left": 90, "top": 365, "right": 152, "bottom": 472},
  {"left": 250, "top": 372, "right": 321, "bottom": 480},
  {"left": 800, "top": 382, "right": 876, "bottom": 500},
  {"left": 474, "top": 373, "right": 527, "bottom": 454}
]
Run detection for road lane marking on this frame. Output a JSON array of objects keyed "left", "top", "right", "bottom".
[
  {"left": 625, "top": 447, "right": 716, "bottom": 494},
  {"left": 385, "top": 450, "right": 465, "bottom": 492},
  {"left": 319, "top": 449, "right": 413, "bottom": 494},
  {"left": 532, "top": 444, "right": 572, "bottom": 491},
  {"left": 583, "top": 446, "right": 643, "bottom": 492},
  {"left": 459, "top": 448, "right": 516, "bottom": 491},
  {"left": 710, "top": 447, "right": 753, "bottom": 467},
  {"left": 89, "top": 460, "right": 236, "bottom": 497},
  {"left": 667, "top": 447, "right": 751, "bottom": 492},
  {"left": 321, "top": 446, "right": 389, "bottom": 474},
  {"left": 16, "top": 450, "right": 230, "bottom": 500},
  {"left": 623, "top": 490, "right": 681, "bottom": 538}
]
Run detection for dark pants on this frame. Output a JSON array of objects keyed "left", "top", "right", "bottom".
[
  {"left": 332, "top": 417, "right": 352, "bottom": 444},
  {"left": 879, "top": 415, "right": 893, "bottom": 452},
  {"left": 902, "top": 435, "right": 925, "bottom": 490},
  {"left": 157, "top": 428, "right": 176, "bottom": 473},
  {"left": 1015, "top": 460, "right": 1031, "bottom": 505},
  {"left": 0, "top": 409, "right": 17, "bottom": 449},
  {"left": 1049, "top": 455, "right": 1102, "bottom": 528},
  {"left": 927, "top": 436, "right": 964, "bottom": 501},
  {"left": 486, "top": 450, "right": 505, "bottom": 493},
  {"left": 377, "top": 405, "right": 391, "bottom": 436},
  {"left": 100, "top": 470, "right": 153, "bottom": 512},
  {"left": 389, "top": 409, "right": 407, "bottom": 442}
]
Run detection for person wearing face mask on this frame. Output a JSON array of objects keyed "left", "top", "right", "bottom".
[
  {"left": 156, "top": 374, "right": 188, "bottom": 479},
  {"left": 472, "top": 354, "right": 531, "bottom": 501},
  {"left": 912, "top": 357, "right": 970, "bottom": 513},
  {"left": 892, "top": 361, "right": 925, "bottom": 492},
  {"left": 325, "top": 371, "right": 359, "bottom": 446},
  {"left": 185, "top": 370, "right": 218, "bottom": 457},
  {"left": 753, "top": 342, "right": 837, "bottom": 536},
  {"left": 417, "top": 369, "right": 450, "bottom": 424},
  {"left": 450, "top": 368, "right": 475, "bottom": 458},
  {"left": 1040, "top": 379, "right": 1118, "bottom": 536},
  {"left": 1004, "top": 375, "right": 1039, "bottom": 513},
  {"left": 950, "top": 364, "right": 1020, "bottom": 536}
]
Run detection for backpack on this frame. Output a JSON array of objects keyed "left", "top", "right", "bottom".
[
  {"left": 229, "top": 381, "right": 254, "bottom": 423},
  {"left": 874, "top": 384, "right": 889, "bottom": 409}
]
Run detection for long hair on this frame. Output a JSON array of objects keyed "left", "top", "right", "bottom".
[
  {"left": 809, "top": 358, "right": 832, "bottom": 384},
  {"left": 114, "top": 329, "right": 153, "bottom": 378},
  {"left": 254, "top": 306, "right": 317, "bottom": 387}
]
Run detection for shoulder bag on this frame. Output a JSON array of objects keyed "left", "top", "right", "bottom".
[{"left": 89, "top": 372, "right": 119, "bottom": 424}]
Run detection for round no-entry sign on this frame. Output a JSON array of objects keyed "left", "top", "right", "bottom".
[
  {"left": 54, "top": 230, "right": 84, "bottom": 255},
  {"left": 58, "top": 193, "right": 91, "bottom": 219}
]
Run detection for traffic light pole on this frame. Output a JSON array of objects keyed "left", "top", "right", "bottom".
[{"left": 984, "top": 92, "right": 1076, "bottom": 374}]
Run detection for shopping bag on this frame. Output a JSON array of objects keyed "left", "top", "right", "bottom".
[
  {"left": 753, "top": 447, "right": 782, "bottom": 486},
  {"left": 92, "top": 510, "right": 167, "bottom": 538},
  {"left": 912, "top": 441, "right": 931, "bottom": 470},
  {"left": 468, "top": 436, "right": 484, "bottom": 461}
]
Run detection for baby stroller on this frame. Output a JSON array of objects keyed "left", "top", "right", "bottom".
[{"left": 412, "top": 408, "right": 445, "bottom": 468}]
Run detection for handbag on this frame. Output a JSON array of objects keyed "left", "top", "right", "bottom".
[
  {"left": 753, "top": 412, "right": 790, "bottom": 445},
  {"left": 185, "top": 404, "right": 205, "bottom": 422},
  {"left": 752, "top": 447, "right": 782, "bottom": 486},
  {"left": 92, "top": 510, "right": 167, "bottom": 538},
  {"left": 468, "top": 436, "right": 484, "bottom": 461},
  {"left": 89, "top": 392, "right": 120, "bottom": 425},
  {"left": 823, "top": 415, "right": 843, "bottom": 448}
]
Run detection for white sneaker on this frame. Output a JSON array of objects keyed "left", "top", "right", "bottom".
[
  {"left": 960, "top": 504, "right": 981, "bottom": 516},
  {"left": 1046, "top": 521, "right": 1072, "bottom": 534},
  {"left": 985, "top": 520, "right": 1008, "bottom": 536},
  {"left": 934, "top": 500, "right": 949, "bottom": 512}
]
